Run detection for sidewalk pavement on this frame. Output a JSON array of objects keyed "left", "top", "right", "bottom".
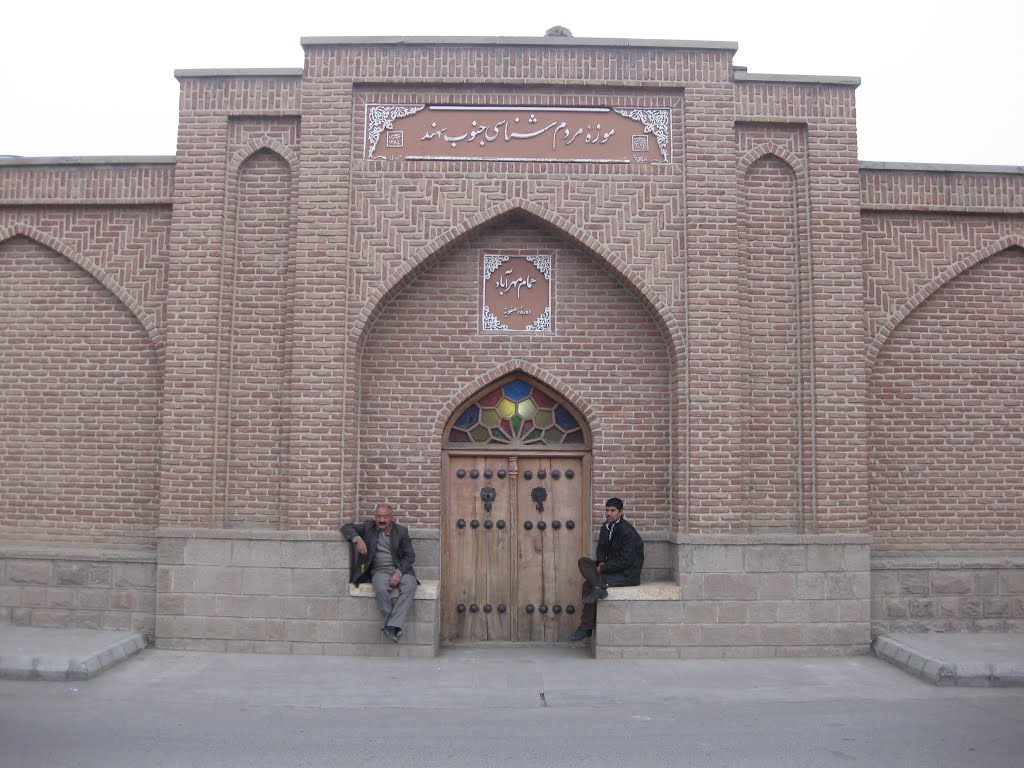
[{"left": 1, "top": 623, "right": 1022, "bottom": 691}]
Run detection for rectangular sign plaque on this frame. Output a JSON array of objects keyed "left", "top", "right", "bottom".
[
  {"left": 482, "top": 254, "right": 552, "bottom": 332},
  {"left": 366, "top": 105, "right": 672, "bottom": 165}
]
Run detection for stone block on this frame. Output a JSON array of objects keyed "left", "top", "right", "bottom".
[
  {"left": 168, "top": 566, "right": 197, "bottom": 593},
  {"left": 157, "top": 593, "right": 185, "bottom": 615},
  {"left": 235, "top": 618, "right": 272, "bottom": 642},
  {"left": 241, "top": 567, "right": 291, "bottom": 596},
  {"left": 761, "top": 623, "right": 805, "bottom": 646},
  {"left": 76, "top": 611, "right": 104, "bottom": 629},
  {"left": 806, "top": 545, "right": 844, "bottom": 572},
  {"left": 885, "top": 598, "right": 909, "bottom": 618},
  {"left": 308, "top": 597, "right": 342, "bottom": 621},
  {"left": 984, "top": 597, "right": 1011, "bottom": 618},
  {"left": 759, "top": 573, "right": 796, "bottom": 599},
  {"left": 641, "top": 624, "right": 699, "bottom": 646},
  {"left": 744, "top": 546, "right": 805, "bottom": 573},
  {"left": 625, "top": 601, "right": 684, "bottom": 624},
  {"left": 9, "top": 560, "right": 51, "bottom": 586},
  {"left": 703, "top": 573, "right": 758, "bottom": 600},
  {"left": 33, "top": 609, "right": 72, "bottom": 627},
  {"left": 935, "top": 597, "right": 960, "bottom": 618},
  {"left": 962, "top": 598, "right": 984, "bottom": 618},
  {"left": 22, "top": 587, "right": 46, "bottom": 607},
  {"left": 103, "top": 612, "right": 133, "bottom": 631},
  {"left": 609, "top": 623, "right": 645, "bottom": 645},
  {"left": 999, "top": 571, "right": 1024, "bottom": 595},
  {"left": 205, "top": 616, "right": 239, "bottom": 640},
  {"left": 157, "top": 538, "right": 186, "bottom": 565},
  {"left": 78, "top": 589, "right": 108, "bottom": 610},
  {"left": 315, "top": 621, "right": 345, "bottom": 643},
  {"left": 778, "top": 600, "right": 809, "bottom": 623},
  {"left": 114, "top": 563, "right": 156, "bottom": 589},
  {"left": 909, "top": 599, "right": 934, "bottom": 618},
  {"left": 932, "top": 571, "right": 973, "bottom": 595},
  {"left": 194, "top": 567, "right": 244, "bottom": 595},
  {"left": 838, "top": 600, "right": 869, "bottom": 622},
  {"left": 810, "top": 600, "right": 839, "bottom": 623},
  {"left": 976, "top": 571, "right": 998, "bottom": 595},
  {"left": 683, "top": 601, "right": 716, "bottom": 623},
  {"left": 292, "top": 569, "right": 341, "bottom": 598},
  {"left": 46, "top": 587, "right": 76, "bottom": 609},
  {"left": 795, "top": 573, "right": 826, "bottom": 599},
  {"left": 184, "top": 594, "right": 218, "bottom": 616},
  {"left": 871, "top": 571, "right": 899, "bottom": 597},
  {"left": 324, "top": 544, "right": 347, "bottom": 570},
  {"left": 717, "top": 601, "right": 748, "bottom": 623},
  {"left": 825, "top": 572, "right": 859, "bottom": 599},
  {"left": 691, "top": 545, "right": 744, "bottom": 573},
  {"left": 831, "top": 623, "right": 870, "bottom": 645},
  {"left": 215, "top": 594, "right": 254, "bottom": 618},
  {"left": 281, "top": 542, "right": 326, "bottom": 569},
  {"left": 748, "top": 601, "right": 779, "bottom": 623},
  {"left": 676, "top": 574, "right": 703, "bottom": 600},
  {"left": 900, "top": 571, "right": 930, "bottom": 596},
  {"left": 184, "top": 539, "right": 232, "bottom": 566},
  {"left": 0, "top": 586, "right": 21, "bottom": 607},
  {"left": 843, "top": 546, "right": 870, "bottom": 572},
  {"left": 110, "top": 590, "right": 134, "bottom": 611}
]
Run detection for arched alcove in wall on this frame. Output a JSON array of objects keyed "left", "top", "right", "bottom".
[
  {"left": 0, "top": 235, "right": 161, "bottom": 547},
  {"left": 869, "top": 247, "right": 1024, "bottom": 550}
]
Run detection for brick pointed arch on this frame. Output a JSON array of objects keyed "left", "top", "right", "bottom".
[
  {"left": 227, "top": 138, "right": 299, "bottom": 175},
  {"left": 868, "top": 235, "right": 1024, "bottom": 369},
  {"left": 0, "top": 224, "right": 163, "bottom": 353},
  {"left": 351, "top": 199, "right": 683, "bottom": 365}
]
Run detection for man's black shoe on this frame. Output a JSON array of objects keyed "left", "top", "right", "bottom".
[
  {"left": 382, "top": 625, "right": 400, "bottom": 643},
  {"left": 583, "top": 586, "right": 608, "bottom": 605},
  {"left": 568, "top": 627, "right": 592, "bottom": 642}
]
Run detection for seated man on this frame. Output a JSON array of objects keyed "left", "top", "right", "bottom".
[
  {"left": 341, "top": 503, "right": 418, "bottom": 643},
  {"left": 569, "top": 497, "right": 644, "bottom": 642}
]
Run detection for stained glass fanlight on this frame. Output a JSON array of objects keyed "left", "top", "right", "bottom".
[{"left": 447, "top": 378, "right": 588, "bottom": 447}]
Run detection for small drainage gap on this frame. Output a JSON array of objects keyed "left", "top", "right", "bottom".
[{"left": 539, "top": 691, "right": 548, "bottom": 707}]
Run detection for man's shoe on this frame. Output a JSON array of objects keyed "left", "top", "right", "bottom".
[
  {"left": 568, "top": 627, "right": 592, "bottom": 642},
  {"left": 382, "top": 625, "right": 400, "bottom": 643},
  {"left": 583, "top": 586, "right": 608, "bottom": 605}
]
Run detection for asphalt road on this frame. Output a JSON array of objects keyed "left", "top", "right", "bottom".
[{"left": 2, "top": 648, "right": 1023, "bottom": 767}]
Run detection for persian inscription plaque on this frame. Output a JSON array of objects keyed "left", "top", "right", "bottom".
[
  {"left": 366, "top": 105, "right": 672, "bottom": 165},
  {"left": 482, "top": 254, "right": 552, "bottom": 332}
]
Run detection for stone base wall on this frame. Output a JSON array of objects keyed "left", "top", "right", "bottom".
[
  {"left": 595, "top": 535, "right": 872, "bottom": 659},
  {"left": 871, "top": 554, "right": 1024, "bottom": 633},
  {"left": 155, "top": 529, "right": 440, "bottom": 657},
  {"left": 0, "top": 547, "right": 156, "bottom": 635}
]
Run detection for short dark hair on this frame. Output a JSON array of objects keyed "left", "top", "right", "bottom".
[{"left": 605, "top": 497, "right": 623, "bottom": 511}]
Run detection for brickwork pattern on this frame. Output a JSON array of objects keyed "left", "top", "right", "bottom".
[
  {"left": 0, "top": 236, "right": 162, "bottom": 548},
  {"left": 869, "top": 249, "right": 1024, "bottom": 549},
  {"left": 360, "top": 216, "right": 672, "bottom": 531}
]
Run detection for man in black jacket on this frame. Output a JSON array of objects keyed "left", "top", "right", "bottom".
[
  {"left": 341, "top": 504, "right": 418, "bottom": 643},
  {"left": 569, "top": 497, "right": 644, "bottom": 642}
]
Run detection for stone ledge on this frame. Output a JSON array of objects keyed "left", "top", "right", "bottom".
[
  {"left": 872, "top": 555, "right": 1024, "bottom": 570},
  {"left": 348, "top": 580, "right": 439, "bottom": 600},
  {"left": 603, "top": 582, "right": 680, "bottom": 601},
  {"left": 0, "top": 547, "right": 155, "bottom": 563},
  {"left": 159, "top": 528, "right": 440, "bottom": 541}
]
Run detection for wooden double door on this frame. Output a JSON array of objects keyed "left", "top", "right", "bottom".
[{"left": 442, "top": 454, "right": 588, "bottom": 643}]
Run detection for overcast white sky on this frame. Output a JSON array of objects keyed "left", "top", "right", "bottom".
[{"left": 2, "top": 0, "right": 1021, "bottom": 165}]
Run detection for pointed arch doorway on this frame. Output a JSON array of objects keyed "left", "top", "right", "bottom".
[{"left": 442, "top": 375, "right": 592, "bottom": 644}]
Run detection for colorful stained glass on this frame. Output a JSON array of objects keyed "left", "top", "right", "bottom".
[
  {"left": 517, "top": 399, "right": 537, "bottom": 419},
  {"left": 479, "top": 389, "right": 503, "bottom": 407},
  {"left": 554, "top": 405, "right": 578, "bottom": 431},
  {"left": 532, "top": 389, "right": 555, "bottom": 408},
  {"left": 503, "top": 379, "right": 532, "bottom": 401},
  {"left": 543, "top": 426, "right": 564, "bottom": 444},
  {"left": 455, "top": 405, "right": 479, "bottom": 430},
  {"left": 445, "top": 377, "right": 588, "bottom": 447}
]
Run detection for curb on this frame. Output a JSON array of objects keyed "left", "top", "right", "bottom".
[
  {"left": 0, "top": 632, "right": 147, "bottom": 681},
  {"left": 872, "top": 634, "right": 1024, "bottom": 687}
]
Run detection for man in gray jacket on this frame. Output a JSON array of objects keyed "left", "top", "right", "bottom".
[{"left": 341, "top": 504, "right": 418, "bottom": 643}]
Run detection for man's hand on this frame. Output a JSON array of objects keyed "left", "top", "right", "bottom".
[
  {"left": 389, "top": 571, "right": 401, "bottom": 588},
  {"left": 596, "top": 562, "right": 604, "bottom": 573},
  {"left": 354, "top": 538, "right": 367, "bottom": 557}
]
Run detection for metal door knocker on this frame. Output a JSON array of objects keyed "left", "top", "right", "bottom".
[
  {"left": 480, "top": 486, "right": 496, "bottom": 513},
  {"left": 531, "top": 486, "right": 547, "bottom": 513}
]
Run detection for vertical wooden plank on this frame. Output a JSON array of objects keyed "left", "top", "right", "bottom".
[
  {"left": 482, "top": 456, "right": 512, "bottom": 641},
  {"left": 551, "top": 457, "right": 584, "bottom": 639},
  {"left": 515, "top": 457, "right": 546, "bottom": 641}
]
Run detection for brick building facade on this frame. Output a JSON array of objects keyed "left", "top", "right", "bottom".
[{"left": 2, "top": 34, "right": 1022, "bottom": 658}]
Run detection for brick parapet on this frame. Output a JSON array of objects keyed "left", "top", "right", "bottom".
[
  {"left": 860, "top": 164, "right": 1024, "bottom": 213},
  {"left": 0, "top": 158, "right": 175, "bottom": 205}
]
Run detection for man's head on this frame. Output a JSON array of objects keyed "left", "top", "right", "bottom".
[
  {"left": 374, "top": 504, "right": 394, "bottom": 533},
  {"left": 604, "top": 497, "right": 624, "bottom": 524}
]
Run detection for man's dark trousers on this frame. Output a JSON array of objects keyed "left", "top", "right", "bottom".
[{"left": 576, "top": 557, "right": 637, "bottom": 632}]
